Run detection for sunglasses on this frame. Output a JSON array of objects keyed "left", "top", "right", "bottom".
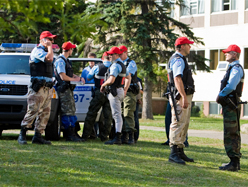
[
  {"left": 45, "top": 38, "right": 54, "bottom": 41},
  {"left": 109, "top": 53, "right": 116, "bottom": 56}
]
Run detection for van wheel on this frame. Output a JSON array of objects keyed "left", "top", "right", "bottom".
[{"left": 45, "top": 110, "right": 61, "bottom": 141}]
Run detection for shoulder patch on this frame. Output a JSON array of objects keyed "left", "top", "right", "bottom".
[
  {"left": 176, "top": 60, "right": 182, "bottom": 67},
  {"left": 232, "top": 67, "right": 239, "bottom": 75}
]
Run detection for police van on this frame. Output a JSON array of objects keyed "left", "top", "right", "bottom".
[{"left": 0, "top": 43, "right": 102, "bottom": 140}]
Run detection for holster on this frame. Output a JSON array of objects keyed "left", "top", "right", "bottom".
[
  {"left": 56, "top": 81, "right": 69, "bottom": 93},
  {"left": 70, "top": 84, "right": 76, "bottom": 91},
  {"left": 110, "top": 86, "right": 117, "bottom": 97},
  {"left": 218, "top": 96, "right": 237, "bottom": 110},
  {"left": 31, "top": 78, "right": 46, "bottom": 92}
]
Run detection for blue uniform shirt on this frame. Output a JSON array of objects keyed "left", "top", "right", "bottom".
[
  {"left": 219, "top": 60, "right": 244, "bottom": 97},
  {"left": 110, "top": 58, "right": 129, "bottom": 77},
  {"left": 30, "top": 44, "right": 53, "bottom": 82},
  {"left": 54, "top": 54, "right": 66, "bottom": 74},
  {"left": 81, "top": 65, "right": 95, "bottom": 84},
  {"left": 169, "top": 52, "right": 185, "bottom": 79},
  {"left": 87, "top": 61, "right": 112, "bottom": 80},
  {"left": 123, "top": 57, "right": 137, "bottom": 76}
]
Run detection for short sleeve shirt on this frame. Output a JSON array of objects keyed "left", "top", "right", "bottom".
[{"left": 169, "top": 52, "right": 185, "bottom": 78}]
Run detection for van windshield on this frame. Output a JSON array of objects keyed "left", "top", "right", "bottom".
[{"left": 0, "top": 55, "right": 30, "bottom": 75}]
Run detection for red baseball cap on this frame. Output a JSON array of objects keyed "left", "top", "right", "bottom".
[
  {"left": 119, "top": 45, "right": 128, "bottom": 54},
  {"left": 222, "top": 44, "right": 241, "bottom": 54},
  {"left": 40, "top": 31, "right": 57, "bottom": 40},
  {"left": 107, "top": 46, "right": 122, "bottom": 54},
  {"left": 175, "top": 37, "right": 194, "bottom": 46},
  {"left": 62, "top": 41, "right": 76, "bottom": 50},
  {"left": 101, "top": 52, "right": 108, "bottom": 60}
]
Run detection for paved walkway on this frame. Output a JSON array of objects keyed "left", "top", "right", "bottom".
[{"left": 140, "top": 126, "right": 248, "bottom": 144}]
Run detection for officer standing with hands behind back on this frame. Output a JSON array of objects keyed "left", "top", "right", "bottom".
[
  {"left": 54, "top": 41, "right": 85, "bottom": 142},
  {"left": 216, "top": 44, "right": 244, "bottom": 172},
  {"left": 18, "top": 31, "right": 57, "bottom": 145},
  {"left": 167, "top": 37, "right": 195, "bottom": 165}
]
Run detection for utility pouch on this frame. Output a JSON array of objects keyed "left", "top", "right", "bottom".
[
  {"left": 130, "top": 83, "right": 140, "bottom": 95},
  {"left": 185, "top": 85, "right": 195, "bottom": 95},
  {"left": 45, "top": 82, "right": 54, "bottom": 89},
  {"left": 31, "top": 78, "right": 46, "bottom": 92}
]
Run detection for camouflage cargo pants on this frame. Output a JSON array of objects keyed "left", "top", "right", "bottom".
[
  {"left": 82, "top": 89, "right": 112, "bottom": 139},
  {"left": 21, "top": 86, "right": 53, "bottom": 133},
  {"left": 169, "top": 94, "right": 193, "bottom": 148},
  {"left": 223, "top": 104, "right": 241, "bottom": 158},
  {"left": 58, "top": 88, "right": 76, "bottom": 116},
  {"left": 122, "top": 91, "right": 136, "bottom": 132}
]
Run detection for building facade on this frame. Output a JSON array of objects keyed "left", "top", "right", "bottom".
[{"left": 170, "top": 0, "right": 248, "bottom": 118}]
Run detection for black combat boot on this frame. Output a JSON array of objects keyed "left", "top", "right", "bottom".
[
  {"left": 128, "top": 131, "right": 135, "bottom": 145},
  {"left": 66, "top": 127, "right": 83, "bottom": 142},
  {"left": 18, "top": 126, "right": 27, "bottom": 145},
  {"left": 219, "top": 157, "right": 239, "bottom": 171},
  {"left": 168, "top": 145, "right": 186, "bottom": 165},
  {"left": 122, "top": 132, "right": 129, "bottom": 144},
  {"left": 178, "top": 148, "right": 194, "bottom": 162},
  {"left": 32, "top": 131, "right": 52, "bottom": 145},
  {"left": 222, "top": 159, "right": 240, "bottom": 170},
  {"left": 105, "top": 132, "right": 122, "bottom": 145}
]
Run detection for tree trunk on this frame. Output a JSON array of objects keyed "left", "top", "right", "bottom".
[{"left": 142, "top": 76, "right": 154, "bottom": 119}]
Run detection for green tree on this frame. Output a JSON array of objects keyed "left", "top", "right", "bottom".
[
  {"left": 86, "top": 0, "right": 208, "bottom": 119},
  {"left": 0, "top": 0, "right": 106, "bottom": 74}
]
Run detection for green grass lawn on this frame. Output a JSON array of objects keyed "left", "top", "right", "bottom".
[
  {"left": 140, "top": 115, "right": 248, "bottom": 131},
  {"left": 0, "top": 128, "right": 248, "bottom": 186}
]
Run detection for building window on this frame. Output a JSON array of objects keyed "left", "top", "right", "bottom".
[
  {"left": 188, "top": 50, "right": 205, "bottom": 70},
  {"left": 209, "top": 102, "right": 222, "bottom": 114},
  {"left": 243, "top": 104, "right": 248, "bottom": 116},
  {"left": 211, "top": 0, "right": 237, "bottom": 13},
  {"left": 244, "top": 48, "right": 248, "bottom": 69},
  {"left": 246, "top": 0, "right": 248, "bottom": 9},
  {"left": 210, "top": 49, "right": 225, "bottom": 70},
  {"left": 181, "top": 0, "right": 205, "bottom": 16}
]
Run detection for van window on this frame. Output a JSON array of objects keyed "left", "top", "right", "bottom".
[{"left": 0, "top": 55, "right": 30, "bottom": 75}]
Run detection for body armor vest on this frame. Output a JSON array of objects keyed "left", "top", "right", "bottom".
[
  {"left": 109, "top": 61, "right": 126, "bottom": 88},
  {"left": 124, "top": 58, "right": 138, "bottom": 83},
  {"left": 54, "top": 56, "right": 73, "bottom": 84},
  {"left": 168, "top": 53, "right": 195, "bottom": 92},
  {"left": 94, "top": 63, "right": 108, "bottom": 89},
  {"left": 29, "top": 46, "right": 53, "bottom": 78},
  {"left": 220, "top": 64, "right": 245, "bottom": 97}
]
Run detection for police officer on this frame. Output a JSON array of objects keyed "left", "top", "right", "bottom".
[
  {"left": 101, "top": 47, "right": 131, "bottom": 145},
  {"left": 216, "top": 44, "right": 244, "bottom": 172},
  {"left": 168, "top": 37, "right": 195, "bottom": 164},
  {"left": 81, "top": 52, "right": 96, "bottom": 84},
  {"left": 54, "top": 41, "right": 84, "bottom": 142},
  {"left": 81, "top": 52, "right": 112, "bottom": 141},
  {"left": 119, "top": 45, "right": 139, "bottom": 145},
  {"left": 18, "top": 31, "right": 57, "bottom": 145}
]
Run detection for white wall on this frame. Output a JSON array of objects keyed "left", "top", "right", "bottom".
[{"left": 192, "top": 70, "right": 248, "bottom": 102}]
